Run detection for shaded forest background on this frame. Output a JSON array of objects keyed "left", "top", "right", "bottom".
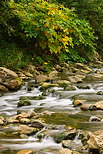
[{"left": 0, "top": 0, "right": 103, "bottom": 71}]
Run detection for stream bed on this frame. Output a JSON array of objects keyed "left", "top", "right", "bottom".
[{"left": 0, "top": 67, "right": 103, "bottom": 154}]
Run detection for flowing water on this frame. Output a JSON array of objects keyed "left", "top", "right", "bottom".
[{"left": 0, "top": 68, "right": 103, "bottom": 153}]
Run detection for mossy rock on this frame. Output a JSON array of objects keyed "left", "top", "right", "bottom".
[
  {"left": 56, "top": 129, "right": 77, "bottom": 143},
  {"left": 40, "top": 82, "right": 58, "bottom": 90},
  {"left": 18, "top": 100, "right": 31, "bottom": 107}
]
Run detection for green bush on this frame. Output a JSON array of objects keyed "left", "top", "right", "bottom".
[{"left": 8, "top": 0, "right": 96, "bottom": 59}]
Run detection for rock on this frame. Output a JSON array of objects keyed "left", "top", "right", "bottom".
[
  {"left": 37, "top": 129, "right": 62, "bottom": 139},
  {"left": 7, "top": 115, "right": 19, "bottom": 123},
  {"left": 97, "top": 91, "right": 103, "bottom": 95},
  {"left": 18, "top": 125, "right": 39, "bottom": 135},
  {"left": 55, "top": 80, "right": 71, "bottom": 87},
  {"left": 68, "top": 75, "right": 85, "bottom": 83},
  {"left": 56, "top": 129, "right": 77, "bottom": 143},
  {"left": 77, "top": 85, "right": 90, "bottom": 89},
  {"left": 19, "top": 110, "right": 37, "bottom": 118},
  {"left": 58, "top": 148, "right": 72, "bottom": 154},
  {"left": 87, "top": 130, "right": 103, "bottom": 153},
  {"left": 0, "top": 84, "right": 8, "bottom": 92},
  {"left": 0, "top": 117, "right": 4, "bottom": 124},
  {"left": 0, "top": 67, "right": 18, "bottom": 79},
  {"left": 35, "top": 74, "right": 49, "bottom": 82},
  {"left": 73, "top": 100, "right": 86, "bottom": 107},
  {"left": 30, "top": 120, "right": 44, "bottom": 128},
  {"left": 40, "top": 82, "right": 58, "bottom": 90},
  {"left": 0, "top": 67, "right": 23, "bottom": 90},
  {"left": 62, "top": 140, "right": 79, "bottom": 149},
  {"left": 95, "top": 60, "right": 103, "bottom": 64},
  {"left": 48, "top": 70, "right": 58, "bottom": 79},
  {"left": 89, "top": 116, "right": 101, "bottom": 122},
  {"left": 64, "top": 86, "right": 76, "bottom": 91},
  {"left": 85, "top": 74, "right": 103, "bottom": 81},
  {"left": 74, "top": 63, "right": 92, "bottom": 72},
  {"left": 19, "top": 118, "right": 31, "bottom": 124},
  {"left": 94, "top": 101, "right": 103, "bottom": 110},
  {"left": 80, "top": 104, "right": 96, "bottom": 111},
  {"left": 41, "top": 110, "right": 52, "bottom": 116},
  {"left": 17, "top": 149, "right": 33, "bottom": 154},
  {"left": 18, "top": 100, "right": 31, "bottom": 107}
]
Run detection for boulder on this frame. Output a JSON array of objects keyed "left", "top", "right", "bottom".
[
  {"left": 30, "top": 120, "right": 44, "bottom": 129},
  {"left": 40, "top": 82, "right": 58, "bottom": 90},
  {"left": 17, "top": 149, "right": 33, "bottom": 154},
  {"left": 77, "top": 85, "right": 90, "bottom": 89},
  {"left": 56, "top": 129, "right": 77, "bottom": 143},
  {"left": 94, "top": 101, "right": 103, "bottom": 110},
  {"left": 0, "top": 84, "right": 8, "bottom": 92},
  {"left": 0, "top": 117, "right": 5, "bottom": 125},
  {"left": 89, "top": 116, "right": 101, "bottom": 122},
  {"left": 87, "top": 130, "right": 103, "bottom": 153},
  {"left": 0, "top": 67, "right": 22, "bottom": 90},
  {"left": 68, "top": 75, "right": 85, "bottom": 83},
  {"left": 97, "top": 91, "right": 103, "bottom": 95},
  {"left": 19, "top": 118, "right": 31, "bottom": 124},
  {"left": 85, "top": 74, "right": 103, "bottom": 81},
  {"left": 74, "top": 63, "right": 92, "bottom": 72},
  {"left": 58, "top": 148, "right": 72, "bottom": 154},
  {"left": 35, "top": 74, "right": 49, "bottom": 82},
  {"left": 80, "top": 104, "right": 96, "bottom": 111},
  {"left": 55, "top": 80, "right": 71, "bottom": 87},
  {"left": 18, "top": 100, "right": 31, "bottom": 107},
  {"left": 62, "top": 140, "right": 80, "bottom": 149},
  {"left": 48, "top": 70, "right": 58, "bottom": 79},
  {"left": 73, "top": 100, "right": 86, "bottom": 107},
  {"left": 18, "top": 125, "right": 39, "bottom": 135}
]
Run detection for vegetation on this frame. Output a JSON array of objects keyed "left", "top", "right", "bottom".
[{"left": 0, "top": 0, "right": 102, "bottom": 70}]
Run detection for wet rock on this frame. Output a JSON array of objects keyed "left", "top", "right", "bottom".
[
  {"left": 56, "top": 129, "right": 77, "bottom": 143},
  {"left": 89, "top": 116, "right": 101, "bottom": 122},
  {"left": 48, "top": 70, "right": 58, "bottom": 79},
  {"left": 7, "top": 115, "right": 19, "bottom": 123},
  {"left": 97, "top": 91, "right": 103, "bottom": 95},
  {"left": 78, "top": 130, "right": 92, "bottom": 146},
  {"left": 0, "top": 67, "right": 23, "bottom": 90},
  {"left": 18, "top": 100, "right": 31, "bottom": 107},
  {"left": 68, "top": 75, "right": 85, "bottom": 83},
  {"left": 0, "top": 116, "right": 5, "bottom": 125},
  {"left": 37, "top": 129, "right": 62, "bottom": 139},
  {"left": 18, "top": 125, "right": 39, "bottom": 135},
  {"left": 65, "top": 85, "right": 76, "bottom": 91},
  {"left": 40, "top": 82, "right": 58, "bottom": 90},
  {"left": 95, "top": 60, "right": 103, "bottom": 64},
  {"left": 20, "top": 134, "right": 28, "bottom": 139},
  {"left": 85, "top": 74, "right": 103, "bottom": 81},
  {"left": 35, "top": 74, "right": 49, "bottom": 82},
  {"left": 95, "top": 101, "right": 103, "bottom": 110},
  {"left": 0, "top": 84, "right": 8, "bottom": 92},
  {"left": 55, "top": 80, "right": 71, "bottom": 88},
  {"left": 87, "top": 130, "right": 103, "bottom": 153},
  {"left": 30, "top": 120, "right": 44, "bottom": 128},
  {"left": 17, "top": 149, "right": 33, "bottom": 154},
  {"left": 19, "top": 118, "right": 31, "bottom": 124},
  {"left": 41, "top": 110, "right": 52, "bottom": 116},
  {"left": 80, "top": 104, "right": 96, "bottom": 111},
  {"left": 73, "top": 100, "right": 86, "bottom": 107},
  {"left": 77, "top": 85, "right": 90, "bottom": 89},
  {"left": 62, "top": 140, "right": 80, "bottom": 149},
  {"left": 58, "top": 148, "right": 72, "bottom": 154},
  {"left": 74, "top": 63, "right": 92, "bottom": 72}
]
